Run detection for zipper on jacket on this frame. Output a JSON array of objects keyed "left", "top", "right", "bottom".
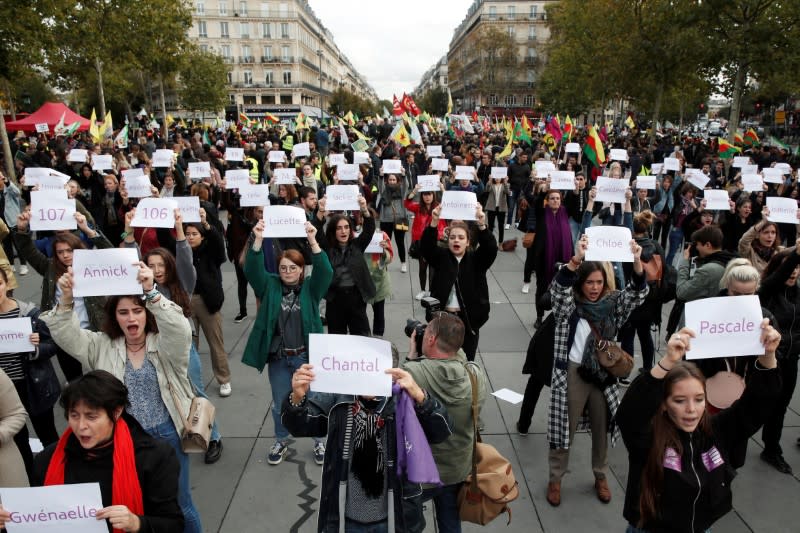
[{"left": 689, "top": 434, "right": 701, "bottom": 533}]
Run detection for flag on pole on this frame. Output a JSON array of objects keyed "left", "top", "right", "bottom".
[
  {"left": 545, "top": 116, "right": 562, "bottom": 143},
  {"left": 497, "top": 132, "right": 514, "bottom": 159},
  {"left": 202, "top": 130, "right": 211, "bottom": 145},
  {"left": 392, "top": 95, "right": 404, "bottom": 116},
  {"left": 447, "top": 88, "right": 453, "bottom": 115},
  {"left": 402, "top": 93, "right": 421, "bottom": 116},
  {"left": 717, "top": 138, "right": 741, "bottom": 158},
  {"left": 339, "top": 120, "right": 350, "bottom": 145},
  {"left": 101, "top": 111, "right": 113, "bottom": 139},
  {"left": 765, "top": 135, "right": 790, "bottom": 151},
  {"left": 64, "top": 121, "right": 81, "bottom": 136},
  {"left": 733, "top": 131, "right": 744, "bottom": 145},
  {"left": 408, "top": 116, "right": 423, "bottom": 145},
  {"left": 53, "top": 112, "right": 67, "bottom": 136},
  {"left": 563, "top": 115, "right": 574, "bottom": 141},
  {"left": 344, "top": 110, "right": 355, "bottom": 126},
  {"left": 390, "top": 122, "right": 411, "bottom": 146},
  {"left": 382, "top": 106, "right": 391, "bottom": 119},
  {"left": 583, "top": 125, "right": 606, "bottom": 167},
  {"left": 89, "top": 108, "right": 101, "bottom": 143},
  {"left": 239, "top": 112, "right": 252, "bottom": 125},
  {"left": 744, "top": 128, "right": 760, "bottom": 148},
  {"left": 624, "top": 115, "right": 636, "bottom": 129},
  {"left": 114, "top": 125, "right": 129, "bottom": 149}
]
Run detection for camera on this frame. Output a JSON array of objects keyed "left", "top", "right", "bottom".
[{"left": 404, "top": 297, "right": 442, "bottom": 355}]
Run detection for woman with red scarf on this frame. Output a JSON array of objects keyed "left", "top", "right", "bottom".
[{"left": 0, "top": 370, "right": 184, "bottom": 532}]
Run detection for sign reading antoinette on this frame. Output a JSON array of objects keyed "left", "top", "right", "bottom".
[
  {"left": 684, "top": 295, "right": 764, "bottom": 360},
  {"left": 0, "top": 482, "right": 108, "bottom": 533},
  {"left": 309, "top": 334, "right": 393, "bottom": 397}
]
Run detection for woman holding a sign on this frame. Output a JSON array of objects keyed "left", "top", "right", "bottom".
[
  {"left": 377, "top": 174, "right": 409, "bottom": 273},
  {"left": 738, "top": 218, "right": 783, "bottom": 275},
  {"left": 617, "top": 326, "right": 781, "bottom": 533},
  {"left": 405, "top": 183, "right": 446, "bottom": 301},
  {"left": 545, "top": 235, "right": 648, "bottom": 507}
]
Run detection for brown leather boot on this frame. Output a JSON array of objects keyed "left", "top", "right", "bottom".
[
  {"left": 594, "top": 478, "right": 611, "bottom": 503},
  {"left": 546, "top": 482, "right": 561, "bottom": 507}
]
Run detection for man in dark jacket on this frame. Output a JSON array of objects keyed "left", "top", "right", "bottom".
[{"left": 505, "top": 151, "right": 532, "bottom": 228}]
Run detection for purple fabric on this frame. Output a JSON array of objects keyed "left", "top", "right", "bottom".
[
  {"left": 393, "top": 383, "right": 441, "bottom": 485},
  {"left": 543, "top": 206, "right": 573, "bottom": 285}
]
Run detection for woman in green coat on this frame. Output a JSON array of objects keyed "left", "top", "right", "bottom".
[{"left": 242, "top": 218, "right": 333, "bottom": 467}]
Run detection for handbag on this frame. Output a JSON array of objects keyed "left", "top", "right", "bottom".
[
  {"left": 706, "top": 359, "right": 746, "bottom": 410},
  {"left": 589, "top": 323, "right": 634, "bottom": 378},
  {"left": 408, "top": 240, "right": 421, "bottom": 259},
  {"left": 500, "top": 239, "right": 517, "bottom": 252},
  {"left": 391, "top": 202, "right": 409, "bottom": 232},
  {"left": 458, "top": 364, "right": 519, "bottom": 525},
  {"left": 522, "top": 232, "right": 536, "bottom": 248},
  {"left": 165, "top": 371, "right": 216, "bottom": 453}
]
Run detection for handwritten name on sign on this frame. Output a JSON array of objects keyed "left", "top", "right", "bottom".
[
  {"left": 431, "top": 158, "right": 449, "bottom": 172},
  {"left": 173, "top": 196, "right": 201, "bottom": 223},
  {"left": 309, "top": 334, "right": 393, "bottom": 396},
  {"left": 426, "top": 145, "right": 443, "bottom": 157},
  {"left": 762, "top": 167, "right": 784, "bottom": 184},
  {"left": 550, "top": 170, "right": 575, "bottom": 190},
  {"left": 594, "top": 177, "right": 628, "bottom": 204},
  {"left": 329, "top": 153, "right": 346, "bottom": 167},
  {"left": 0, "top": 317, "right": 34, "bottom": 354},
  {"left": 490, "top": 167, "right": 508, "bottom": 180},
  {"left": 684, "top": 295, "right": 764, "bottom": 359},
  {"left": 239, "top": 184, "right": 270, "bottom": 207},
  {"left": 325, "top": 185, "right": 360, "bottom": 211},
  {"left": 292, "top": 142, "right": 311, "bottom": 158},
  {"left": 262, "top": 206, "right": 308, "bottom": 238},
  {"left": 766, "top": 196, "right": 799, "bottom": 224},
  {"left": 72, "top": 248, "right": 142, "bottom": 297},
  {"left": 440, "top": 191, "right": 477, "bottom": 220},
  {"left": 0, "top": 482, "right": 107, "bottom": 533},
  {"left": 585, "top": 226, "right": 634, "bottom": 262},
  {"left": 382, "top": 159, "right": 402, "bottom": 174},
  {"left": 152, "top": 149, "right": 173, "bottom": 168},
  {"left": 703, "top": 189, "right": 730, "bottom": 211},
  {"left": 225, "top": 168, "right": 250, "bottom": 189},
  {"left": 123, "top": 173, "right": 153, "bottom": 198}
]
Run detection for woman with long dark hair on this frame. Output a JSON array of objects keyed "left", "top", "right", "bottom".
[
  {"left": 405, "top": 182, "right": 446, "bottom": 300},
  {"left": 739, "top": 218, "right": 783, "bottom": 275},
  {"left": 618, "top": 326, "right": 781, "bottom": 533}
]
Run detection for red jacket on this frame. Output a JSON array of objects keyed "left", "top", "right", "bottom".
[{"left": 405, "top": 199, "right": 447, "bottom": 242}]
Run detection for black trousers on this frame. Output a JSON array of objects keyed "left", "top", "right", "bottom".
[
  {"left": 326, "top": 287, "right": 371, "bottom": 336},
  {"left": 380, "top": 222, "right": 407, "bottom": 263},
  {"left": 487, "top": 210, "right": 505, "bottom": 242},
  {"left": 761, "top": 356, "right": 798, "bottom": 454},
  {"left": 12, "top": 379, "right": 59, "bottom": 482},
  {"left": 56, "top": 349, "right": 83, "bottom": 382},
  {"left": 234, "top": 262, "right": 249, "bottom": 315},
  {"left": 518, "top": 376, "right": 546, "bottom": 432}
]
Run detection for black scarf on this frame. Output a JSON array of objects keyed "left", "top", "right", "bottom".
[{"left": 351, "top": 398, "right": 385, "bottom": 498}]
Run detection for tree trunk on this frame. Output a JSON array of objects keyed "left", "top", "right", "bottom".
[
  {"left": 3, "top": 80, "right": 16, "bottom": 121},
  {"left": 159, "top": 74, "right": 168, "bottom": 136},
  {"left": 679, "top": 98, "right": 685, "bottom": 133},
  {"left": 95, "top": 56, "right": 107, "bottom": 119},
  {"left": 649, "top": 77, "right": 664, "bottom": 149},
  {"left": 0, "top": 113, "right": 16, "bottom": 184},
  {"left": 727, "top": 65, "right": 746, "bottom": 144},
  {"left": 124, "top": 101, "right": 134, "bottom": 128}
]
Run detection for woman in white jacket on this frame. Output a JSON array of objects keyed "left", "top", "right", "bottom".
[{"left": 42, "top": 263, "right": 202, "bottom": 533}]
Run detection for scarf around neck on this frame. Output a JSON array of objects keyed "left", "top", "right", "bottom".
[
  {"left": 543, "top": 207, "right": 573, "bottom": 285},
  {"left": 575, "top": 293, "right": 617, "bottom": 382}
]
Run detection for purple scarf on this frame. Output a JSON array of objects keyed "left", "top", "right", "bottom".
[
  {"left": 393, "top": 384, "right": 441, "bottom": 485},
  {"left": 544, "top": 206, "right": 573, "bottom": 285}
]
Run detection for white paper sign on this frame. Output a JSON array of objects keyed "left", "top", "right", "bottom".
[
  {"left": 72, "top": 248, "right": 142, "bottom": 297},
  {"left": 535, "top": 160, "right": 556, "bottom": 175},
  {"left": 585, "top": 226, "right": 634, "bottom": 262},
  {"left": 565, "top": 142, "right": 581, "bottom": 153},
  {"left": 353, "top": 151, "right": 370, "bottom": 165},
  {"left": 67, "top": 149, "right": 88, "bottom": 163},
  {"left": 427, "top": 145, "right": 443, "bottom": 157},
  {"left": 173, "top": 196, "right": 201, "bottom": 223},
  {"left": 262, "top": 206, "right": 307, "bottom": 238},
  {"left": 732, "top": 156, "right": 750, "bottom": 168},
  {"left": 762, "top": 167, "right": 784, "bottom": 184},
  {"left": 91, "top": 154, "right": 112, "bottom": 171},
  {"left": 24, "top": 168, "right": 69, "bottom": 188},
  {"left": 636, "top": 176, "right": 657, "bottom": 190},
  {"left": 550, "top": 170, "right": 576, "bottom": 190},
  {"left": 224, "top": 168, "right": 251, "bottom": 189},
  {"left": 687, "top": 173, "right": 710, "bottom": 190},
  {"left": 417, "top": 175, "right": 440, "bottom": 192},
  {"left": 188, "top": 161, "right": 211, "bottom": 178},
  {"left": 239, "top": 184, "right": 271, "bottom": 207},
  {"left": 35, "top": 123, "right": 49, "bottom": 133},
  {"left": 225, "top": 147, "right": 244, "bottom": 162},
  {"left": 292, "top": 142, "right": 310, "bottom": 158},
  {"left": 610, "top": 148, "right": 628, "bottom": 161},
  {"left": 121, "top": 167, "right": 144, "bottom": 180},
  {"left": 774, "top": 162, "right": 791, "bottom": 174},
  {"left": 440, "top": 191, "right": 477, "bottom": 220},
  {"left": 30, "top": 191, "right": 76, "bottom": 231},
  {"left": 741, "top": 173, "right": 763, "bottom": 192},
  {"left": 325, "top": 185, "right": 360, "bottom": 211},
  {"left": 491, "top": 388, "right": 524, "bottom": 405},
  {"left": 663, "top": 157, "right": 681, "bottom": 171},
  {"left": 274, "top": 168, "right": 297, "bottom": 185},
  {"left": 595, "top": 177, "right": 628, "bottom": 203},
  {"left": 123, "top": 173, "right": 153, "bottom": 198},
  {"left": 337, "top": 164, "right": 359, "bottom": 181},
  {"left": 742, "top": 164, "right": 759, "bottom": 176},
  {"left": 703, "top": 189, "right": 730, "bottom": 211},
  {"left": 455, "top": 165, "right": 474, "bottom": 177},
  {"left": 651, "top": 163, "right": 663, "bottom": 175},
  {"left": 431, "top": 158, "right": 449, "bottom": 172},
  {"left": 130, "top": 198, "right": 178, "bottom": 228},
  {"left": 766, "top": 196, "right": 799, "bottom": 224},
  {"left": 268, "top": 150, "right": 287, "bottom": 163},
  {"left": 329, "top": 153, "right": 346, "bottom": 167},
  {"left": 490, "top": 167, "right": 507, "bottom": 180},
  {"left": 364, "top": 231, "right": 385, "bottom": 253},
  {"left": 0, "top": 482, "right": 107, "bottom": 533},
  {"left": 152, "top": 149, "right": 173, "bottom": 167},
  {"left": 382, "top": 159, "right": 402, "bottom": 174},
  {"left": 0, "top": 317, "right": 34, "bottom": 354},
  {"left": 309, "top": 334, "right": 392, "bottom": 396},
  {"left": 684, "top": 295, "right": 764, "bottom": 359}
]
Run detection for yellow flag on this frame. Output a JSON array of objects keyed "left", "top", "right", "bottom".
[
  {"left": 100, "top": 111, "right": 113, "bottom": 138},
  {"left": 498, "top": 134, "right": 514, "bottom": 159},
  {"left": 392, "top": 123, "right": 411, "bottom": 147},
  {"left": 89, "top": 108, "right": 100, "bottom": 143},
  {"left": 625, "top": 115, "right": 636, "bottom": 129}
]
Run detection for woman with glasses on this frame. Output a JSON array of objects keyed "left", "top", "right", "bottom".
[{"left": 242, "top": 217, "right": 333, "bottom": 466}]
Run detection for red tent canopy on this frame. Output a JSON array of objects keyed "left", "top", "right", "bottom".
[{"left": 5, "top": 102, "right": 91, "bottom": 133}]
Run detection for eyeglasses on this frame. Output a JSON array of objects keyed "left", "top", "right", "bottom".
[{"left": 279, "top": 265, "right": 300, "bottom": 273}]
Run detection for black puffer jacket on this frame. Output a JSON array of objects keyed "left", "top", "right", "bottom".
[
  {"left": 191, "top": 224, "right": 226, "bottom": 313},
  {"left": 758, "top": 251, "right": 800, "bottom": 360}
]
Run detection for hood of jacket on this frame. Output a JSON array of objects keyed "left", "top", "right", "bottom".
[
  {"left": 704, "top": 250, "right": 738, "bottom": 268},
  {"left": 409, "top": 355, "right": 472, "bottom": 404}
]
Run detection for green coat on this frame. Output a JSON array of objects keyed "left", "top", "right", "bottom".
[{"left": 242, "top": 247, "right": 333, "bottom": 372}]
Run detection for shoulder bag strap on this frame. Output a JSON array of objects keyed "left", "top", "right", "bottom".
[
  {"left": 465, "top": 364, "right": 480, "bottom": 491},
  {"left": 159, "top": 356, "right": 191, "bottom": 434}
]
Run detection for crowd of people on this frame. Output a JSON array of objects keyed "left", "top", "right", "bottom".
[{"left": 0, "top": 116, "right": 797, "bottom": 532}]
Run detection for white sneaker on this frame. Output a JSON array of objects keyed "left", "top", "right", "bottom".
[
  {"left": 19, "top": 265, "right": 28, "bottom": 275},
  {"left": 504, "top": 224, "right": 511, "bottom": 230},
  {"left": 400, "top": 263, "right": 408, "bottom": 273},
  {"left": 11, "top": 265, "right": 16, "bottom": 272},
  {"left": 219, "top": 383, "right": 232, "bottom": 397},
  {"left": 521, "top": 283, "right": 530, "bottom": 294},
  {"left": 415, "top": 291, "right": 428, "bottom": 300}
]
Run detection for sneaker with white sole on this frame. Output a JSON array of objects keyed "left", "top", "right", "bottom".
[
  {"left": 268, "top": 441, "right": 289, "bottom": 465},
  {"left": 19, "top": 265, "right": 28, "bottom": 275},
  {"left": 504, "top": 224, "right": 511, "bottom": 230},
  {"left": 313, "top": 441, "right": 326, "bottom": 465},
  {"left": 522, "top": 283, "right": 530, "bottom": 294},
  {"left": 219, "top": 383, "right": 232, "bottom": 397},
  {"left": 400, "top": 263, "right": 408, "bottom": 273},
  {"left": 415, "top": 290, "right": 429, "bottom": 300}
]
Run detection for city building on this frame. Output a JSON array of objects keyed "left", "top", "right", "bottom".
[
  {"left": 415, "top": 56, "right": 448, "bottom": 95},
  {"left": 189, "top": 0, "right": 377, "bottom": 120},
  {"left": 446, "top": 0, "right": 558, "bottom": 117}
]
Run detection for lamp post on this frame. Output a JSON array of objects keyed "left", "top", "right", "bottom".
[{"left": 317, "top": 48, "right": 324, "bottom": 124}]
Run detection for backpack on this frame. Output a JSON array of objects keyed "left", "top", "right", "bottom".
[{"left": 641, "top": 252, "right": 676, "bottom": 304}]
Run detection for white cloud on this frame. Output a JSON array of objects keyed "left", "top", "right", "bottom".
[{"left": 307, "top": 0, "right": 474, "bottom": 100}]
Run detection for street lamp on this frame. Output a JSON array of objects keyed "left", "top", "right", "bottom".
[{"left": 317, "top": 47, "right": 324, "bottom": 123}]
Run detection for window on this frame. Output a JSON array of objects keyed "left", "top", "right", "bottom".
[
  {"left": 221, "top": 45, "right": 231, "bottom": 58},
  {"left": 283, "top": 71, "right": 291, "bottom": 85},
  {"left": 239, "top": 1, "right": 247, "bottom": 16},
  {"left": 260, "top": 2, "right": 269, "bottom": 16},
  {"left": 279, "top": 2, "right": 288, "bottom": 17},
  {"left": 504, "top": 94, "right": 516, "bottom": 106},
  {"left": 226, "top": 72, "right": 233, "bottom": 83},
  {"left": 197, "top": 21, "right": 207, "bottom": 38},
  {"left": 196, "top": 2, "right": 205, "bottom": 15},
  {"left": 220, "top": 21, "right": 229, "bottom": 37},
  {"left": 229, "top": 94, "right": 236, "bottom": 104},
  {"left": 263, "top": 46, "right": 272, "bottom": 60},
  {"left": 280, "top": 94, "right": 292, "bottom": 104},
  {"left": 530, "top": 5, "right": 538, "bottom": 18},
  {"left": 281, "top": 45, "right": 290, "bottom": 61},
  {"left": 261, "top": 94, "right": 275, "bottom": 104},
  {"left": 262, "top": 22, "right": 271, "bottom": 38},
  {"left": 507, "top": 6, "right": 515, "bottom": 20},
  {"left": 242, "top": 45, "right": 251, "bottom": 60},
  {"left": 528, "top": 25, "right": 536, "bottom": 39},
  {"left": 527, "top": 70, "right": 536, "bottom": 84},
  {"left": 507, "top": 26, "right": 515, "bottom": 37},
  {"left": 265, "top": 71, "right": 274, "bottom": 85},
  {"left": 243, "top": 71, "right": 253, "bottom": 84},
  {"left": 240, "top": 22, "right": 249, "bottom": 38},
  {"left": 527, "top": 47, "right": 537, "bottom": 60},
  {"left": 487, "top": 94, "right": 498, "bottom": 105},
  {"left": 523, "top": 95, "right": 534, "bottom": 107},
  {"left": 200, "top": 44, "right": 208, "bottom": 52},
  {"left": 219, "top": 1, "right": 227, "bottom": 15},
  {"left": 281, "top": 23, "right": 289, "bottom": 38},
  {"left": 488, "top": 6, "right": 496, "bottom": 19},
  {"left": 243, "top": 95, "right": 256, "bottom": 104}
]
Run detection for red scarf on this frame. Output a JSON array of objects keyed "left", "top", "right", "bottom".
[{"left": 44, "top": 417, "right": 144, "bottom": 533}]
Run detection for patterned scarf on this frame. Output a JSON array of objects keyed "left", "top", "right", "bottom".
[{"left": 351, "top": 399, "right": 385, "bottom": 498}]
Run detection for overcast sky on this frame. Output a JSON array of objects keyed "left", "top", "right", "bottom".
[{"left": 307, "top": 0, "right": 474, "bottom": 101}]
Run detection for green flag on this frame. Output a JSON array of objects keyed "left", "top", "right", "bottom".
[{"left": 202, "top": 131, "right": 211, "bottom": 145}]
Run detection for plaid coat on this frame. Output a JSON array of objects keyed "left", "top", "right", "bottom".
[{"left": 547, "top": 265, "right": 648, "bottom": 450}]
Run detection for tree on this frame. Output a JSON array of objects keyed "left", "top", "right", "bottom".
[
  {"left": 473, "top": 26, "right": 518, "bottom": 104},
  {"left": 328, "top": 88, "right": 377, "bottom": 117},
  {"left": 414, "top": 87, "right": 449, "bottom": 116},
  {"left": 178, "top": 47, "right": 228, "bottom": 118}
]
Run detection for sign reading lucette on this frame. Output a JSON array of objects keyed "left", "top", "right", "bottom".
[
  {"left": 309, "top": 334, "right": 392, "bottom": 396},
  {"left": 262, "top": 206, "right": 307, "bottom": 238}
]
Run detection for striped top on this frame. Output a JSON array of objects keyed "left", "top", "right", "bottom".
[{"left": 0, "top": 307, "right": 25, "bottom": 381}]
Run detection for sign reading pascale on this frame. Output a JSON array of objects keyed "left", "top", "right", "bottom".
[
  {"left": 262, "top": 206, "right": 307, "bottom": 238},
  {"left": 684, "top": 295, "right": 764, "bottom": 359},
  {"left": 309, "top": 334, "right": 393, "bottom": 397},
  {"left": 585, "top": 226, "right": 634, "bottom": 262}
]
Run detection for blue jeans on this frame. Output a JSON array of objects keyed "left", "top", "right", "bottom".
[
  {"left": 569, "top": 218, "right": 582, "bottom": 245},
  {"left": 403, "top": 483, "right": 461, "bottom": 533},
  {"left": 268, "top": 354, "right": 324, "bottom": 444},
  {"left": 146, "top": 420, "right": 202, "bottom": 533},
  {"left": 188, "top": 343, "right": 221, "bottom": 441},
  {"left": 344, "top": 519, "right": 388, "bottom": 532},
  {"left": 666, "top": 227, "right": 684, "bottom": 266},
  {"left": 506, "top": 188, "right": 521, "bottom": 225}
]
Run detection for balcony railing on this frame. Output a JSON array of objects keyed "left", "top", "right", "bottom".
[{"left": 239, "top": 56, "right": 255, "bottom": 63}]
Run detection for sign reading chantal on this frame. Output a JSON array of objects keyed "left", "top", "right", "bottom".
[{"left": 309, "top": 334, "right": 392, "bottom": 397}]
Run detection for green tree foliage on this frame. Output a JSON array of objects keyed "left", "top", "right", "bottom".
[
  {"left": 414, "top": 87, "right": 448, "bottom": 116},
  {"left": 328, "top": 88, "right": 378, "bottom": 117},
  {"left": 178, "top": 47, "right": 229, "bottom": 116}
]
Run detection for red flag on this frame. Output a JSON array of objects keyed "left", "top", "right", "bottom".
[
  {"left": 392, "top": 95, "right": 404, "bottom": 116},
  {"left": 401, "top": 93, "right": 420, "bottom": 116},
  {"left": 472, "top": 111, "right": 479, "bottom": 123}
]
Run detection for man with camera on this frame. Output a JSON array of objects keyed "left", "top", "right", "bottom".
[
  {"left": 402, "top": 311, "right": 487, "bottom": 533},
  {"left": 676, "top": 225, "right": 737, "bottom": 303}
]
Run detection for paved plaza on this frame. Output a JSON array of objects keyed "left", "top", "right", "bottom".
[{"left": 19, "top": 223, "right": 800, "bottom": 532}]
